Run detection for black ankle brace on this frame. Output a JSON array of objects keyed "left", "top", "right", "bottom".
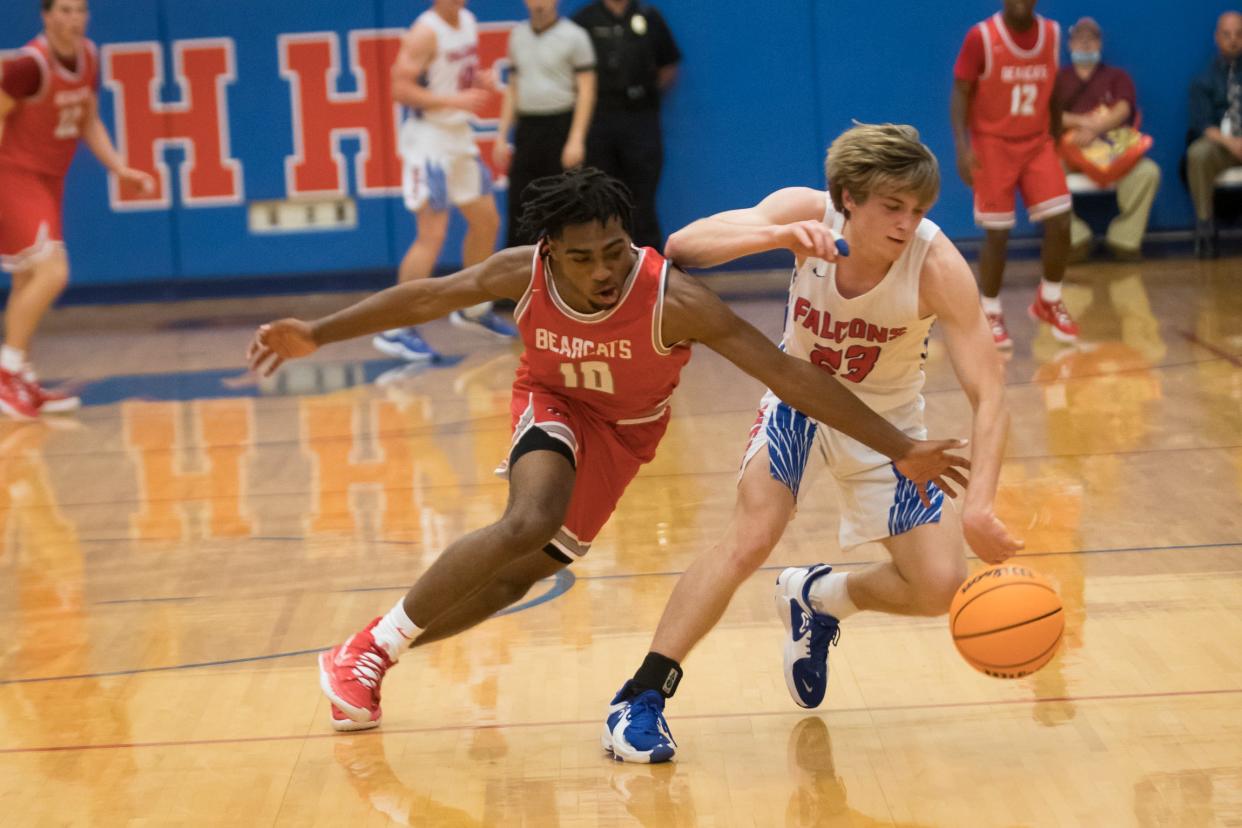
[{"left": 632, "top": 651, "right": 683, "bottom": 698}]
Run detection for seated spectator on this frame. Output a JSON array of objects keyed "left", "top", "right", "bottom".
[
  {"left": 1186, "top": 10, "right": 1242, "bottom": 258},
  {"left": 1055, "top": 17, "right": 1160, "bottom": 262}
]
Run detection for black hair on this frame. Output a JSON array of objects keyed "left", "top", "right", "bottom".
[{"left": 517, "top": 167, "right": 634, "bottom": 243}]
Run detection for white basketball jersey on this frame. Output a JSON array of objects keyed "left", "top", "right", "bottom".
[
  {"left": 410, "top": 7, "right": 478, "bottom": 127},
  {"left": 781, "top": 193, "right": 938, "bottom": 415}
]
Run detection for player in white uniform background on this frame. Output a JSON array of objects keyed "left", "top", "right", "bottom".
[
  {"left": 374, "top": 0, "right": 517, "bottom": 363},
  {"left": 604, "top": 123, "right": 1024, "bottom": 763}
]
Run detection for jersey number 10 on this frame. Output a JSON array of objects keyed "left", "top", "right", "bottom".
[{"left": 559, "top": 361, "right": 615, "bottom": 394}]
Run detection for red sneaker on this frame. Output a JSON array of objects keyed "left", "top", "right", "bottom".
[
  {"left": 319, "top": 618, "right": 391, "bottom": 723},
  {"left": 0, "top": 369, "right": 40, "bottom": 421},
  {"left": 27, "top": 380, "right": 80, "bottom": 414},
  {"left": 1028, "top": 294, "right": 1079, "bottom": 342},
  {"left": 985, "top": 312, "right": 1013, "bottom": 349},
  {"left": 331, "top": 703, "right": 381, "bottom": 732}
]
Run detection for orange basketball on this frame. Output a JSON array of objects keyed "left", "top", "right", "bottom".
[{"left": 949, "top": 564, "right": 1064, "bottom": 679}]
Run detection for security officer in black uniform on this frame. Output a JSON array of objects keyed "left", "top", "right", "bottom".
[{"left": 572, "top": 0, "right": 680, "bottom": 249}]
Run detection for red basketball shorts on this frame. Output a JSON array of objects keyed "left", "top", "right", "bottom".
[
  {"left": 0, "top": 164, "right": 65, "bottom": 274},
  {"left": 504, "top": 384, "right": 669, "bottom": 559},
  {"left": 971, "top": 132, "right": 1071, "bottom": 230}
]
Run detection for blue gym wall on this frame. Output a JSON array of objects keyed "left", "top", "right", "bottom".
[{"left": 0, "top": 1, "right": 1225, "bottom": 290}]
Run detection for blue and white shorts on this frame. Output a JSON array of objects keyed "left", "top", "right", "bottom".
[
  {"left": 740, "top": 390, "right": 944, "bottom": 549},
  {"left": 400, "top": 121, "right": 492, "bottom": 212}
]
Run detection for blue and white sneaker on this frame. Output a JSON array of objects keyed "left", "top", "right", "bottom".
[
  {"left": 449, "top": 309, "right": 518, "bottom": 340},
  {"left": 372, "top": 327, "right": 439, "bottom": 362},
  {"left": 776, "top": 565, "right": 842, "bottom": 709},
  {"left": 603, "top": 682, "right": 677, "bottom": 764}
]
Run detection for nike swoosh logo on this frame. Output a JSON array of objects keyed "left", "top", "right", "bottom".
[{"left": 800, "top": 677, "right": 816, "bottom": 696}]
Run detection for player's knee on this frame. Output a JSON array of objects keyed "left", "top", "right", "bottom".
[
  {"left": 468, "top": 204, "right": 499, "bottom": 234},
  {"left": 35, "top": 256, "right": 69, "bottom": 293},
  {"left": 490, "top": 572, "right": 537, "bottom": 607},
  {"left": 496, "top": 508, "right": 562, "bottom": 551},
  {"left": 1044, "top": 211, "right": 1071, "bottom": 232},
  {"left": 721, "top": 529, "right": 781, "bottom": 582},
  {"left": 912, "top": 563, "right": 965, "bottom": 616}
]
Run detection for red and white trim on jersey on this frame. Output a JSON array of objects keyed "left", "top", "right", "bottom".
[
  {"left": 987, "top": 12, "right": 1052, "bottom": 62},
  {"left": 650, "top": 258, "right": 684, "bottom": 357},
  {"left": 0, "top": 222, "right": 62, "bottom": 274},
  {"left": 1027, "top": 193, "right": 1072, "bottom": 222},
  {"left": 545, "top": 246, "right": 645, "bottom": 324},
  {"left": 18, "top": 46, "right": 51, "bottom": 102},
  {"left": 512, "top": 246, "right": 541, "bottom": 325}
]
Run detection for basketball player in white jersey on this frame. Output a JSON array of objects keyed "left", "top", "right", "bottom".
[
  {"left": 604, "top": 123, "right": 1024, "bottom": 763},
  {"left": 374, "top": 0, "right": 518, "bottom": 363}
]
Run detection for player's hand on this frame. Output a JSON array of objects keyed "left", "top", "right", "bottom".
[
  {"left": 118, "top": 167, "right": 156, "bottom": 196},
  {"left": 955, "top": 146, "right": 977, "bottom": 187},
  {"left": 450, "top": 88, "right": 492, "bottom": 114},
  {"left": 247, "top": 319, "right": 317, "bottom": 377},
  {"left": 893, "top": 438, "right": 971, "bottom": 507},
  {"left": 561, "top": 138, "right": 585, "bottom": 170},
  {"left": 492, "top": 141, "right": 512, "bottom": 174},
  {"left": 474, "top": 66, "right": 499, "bottom": 91},
  {"left": 778, "top": 220, "right": 849, "bottom": 262},
  {"left": 961, "top": 506, "right": 1024, "bottom": 563}
]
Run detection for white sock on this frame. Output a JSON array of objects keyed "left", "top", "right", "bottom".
[
  {"left": 980, "top": 295, "right": 1002, "bottom": 316},
  {"left": 460, "top": 301, "right": 493, "bottom": 320},
  {"left": 1039, "top": 279, "right": 1062, "bottom": 303},
  {"left": 1, "top": 346, "right": 25, "bottom": 374},
  {"left": 372, "top": 600, "right": 422, "bottom": 661},
  {"left": 808, "top": 571, "right": 859, "bottom": 620}
]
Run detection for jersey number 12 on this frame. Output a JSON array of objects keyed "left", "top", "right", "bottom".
[{"left": 1009, "top": 84, "right": 1037, "bottom": 116}]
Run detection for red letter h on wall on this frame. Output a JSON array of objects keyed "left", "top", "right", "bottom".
[
  {"left": 102, "top": 38, "right": 244, "bottom": 209},
  {"left": 280, "top": 31, "right": 402, "bottom": 198}
]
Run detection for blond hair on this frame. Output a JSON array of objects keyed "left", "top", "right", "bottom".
[{"left": 824, "top": 123, "right": 940, "bottom": 217}]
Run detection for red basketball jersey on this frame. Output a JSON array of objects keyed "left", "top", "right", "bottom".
[
  {"left": 514, "top": 246, "right": 692, "bottom": 423},
  {"left": 0, "top": 35, "right": 98, "bottom": 177},
  {"left": 968, "top": 14, "right": 1059, "bottom": 139}
]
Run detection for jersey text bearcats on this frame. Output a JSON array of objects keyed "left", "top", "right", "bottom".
[
  {"left": 514, "top": 246, "right": 691, "bottom": 423},
  {"left": 0, "top": 35, "right": 99, "bottom": 178},
  {"left": 969, "top": 14, "right": 1059, "bottom": 139},
  {"left": 782, "top": 194, "right": 937, "bottom": 414}
]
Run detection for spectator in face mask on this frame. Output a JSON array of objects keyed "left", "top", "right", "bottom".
[{"left": 1054, "top": 16, "right": 1160, "bottom": 261}]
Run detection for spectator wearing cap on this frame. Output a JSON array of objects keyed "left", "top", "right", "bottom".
[
  {"left": 1186, "top": 11, "right": 1242, "bottom": 258},
  {"left": 1055, "top": 16, "right": 1160, "bottom": 261}
]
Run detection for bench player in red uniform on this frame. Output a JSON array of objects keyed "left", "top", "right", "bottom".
[
  {"left": 0, "top": 0, "right": 153, "bottom": 420},
  {"left": 247, "top": 168, "right": 971, "bottom": 733},
  {"left": 951, "top": 0, "right": 1078, "bottom": 349}
]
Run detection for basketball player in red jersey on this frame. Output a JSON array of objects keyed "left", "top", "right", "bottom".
[
  {"left": 951, "top": 0, "right": 1077, "bottom": 349},
  {"left": 0, "top": 0, "right": 154, "bottom": 420},
  {"left": 247, "top": 168, "right": 971, "bottom": 733}
]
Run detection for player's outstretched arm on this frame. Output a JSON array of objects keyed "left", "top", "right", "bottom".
[
  {"left": 661, "top": 268, "right": 969, "bottom": 497},
  {"left": 247, "top": 246, "right": 533, "bottom": 376},
  {"left": 922, "top": 235, "right": 1023, "bottom": 562},
  {"left": 663, "top": 187, "right": 844, "bottom": 268}
]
